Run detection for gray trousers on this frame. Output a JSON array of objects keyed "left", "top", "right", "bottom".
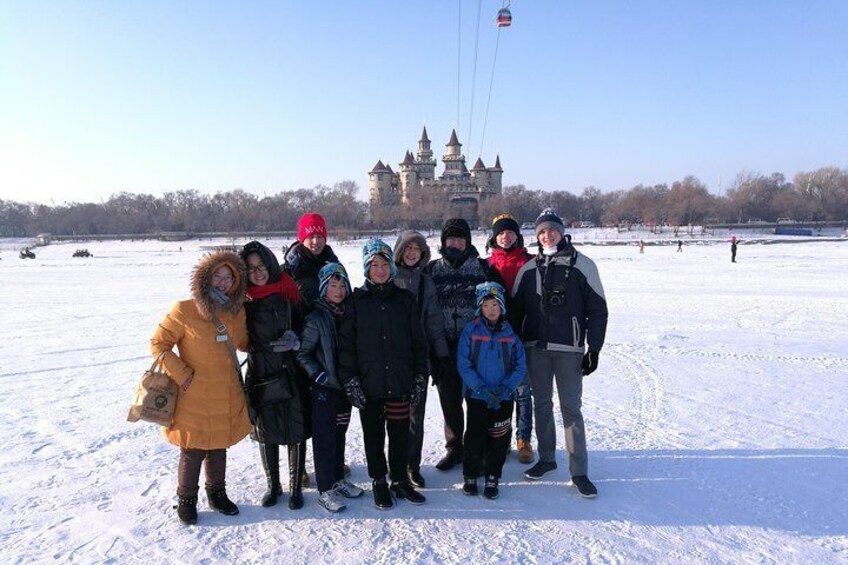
[{"left": 527, "top": 348, "right": 588, "bottom": 476}]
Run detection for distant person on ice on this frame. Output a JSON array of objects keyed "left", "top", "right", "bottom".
[
  {"left": 240, "top": 241, "right": 309, "bottom": 511},
  {"left": 150, "top": 251, "right": 251, "bottom": 525},
  {"left": 639, "top": 240, "right": 645, "bottom": 254},
  {"left": 677, "top": 240, "right": 683, "bottom": 252},
  {"left": 297, "top": 263, "right": 365, "bottom": 513},
  {"left": 731, "top": 236, "right": 739, "bottom": 263},
  {"left": 392, "top": 230, "right": 450, "bottom": 489},
  {"left": 484, "top": 213, "right": 535, "bottom": 464},
  {"left": 457, "top": 282, "right": 527, "bottom": 500},
  {"left": 338, "top": 239, "right": 429, "bottom": 509},
  {"left": 511, "top": 209, "right": 608, "bottom": 498}
]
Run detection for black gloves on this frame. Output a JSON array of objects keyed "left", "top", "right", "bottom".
[
  {"left": 344, "top": 377, "right": 367, "bottom": 409},
  {"left": 581, "top": 351, "right": 599, "bottom": 376}
]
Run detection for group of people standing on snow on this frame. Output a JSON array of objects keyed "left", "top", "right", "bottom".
[{"left": 150, "top": 208, "right": 608, "bottom": 524}]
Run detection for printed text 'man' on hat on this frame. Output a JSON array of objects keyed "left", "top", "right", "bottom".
[{"left": 297, "top": 212, "right": 327, "bottom": 242}]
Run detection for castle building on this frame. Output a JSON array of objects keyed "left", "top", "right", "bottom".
[{"left": 368, "top": 127, "right": 503, "bottom": 220}]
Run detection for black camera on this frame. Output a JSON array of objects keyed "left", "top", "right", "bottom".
[{"left": 544, "top": 289, "right": 566, "bottom": 307}]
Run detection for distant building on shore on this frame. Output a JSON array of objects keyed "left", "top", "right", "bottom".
[{"left": 368, "top": 127, "right": 503, "bottom": 220}]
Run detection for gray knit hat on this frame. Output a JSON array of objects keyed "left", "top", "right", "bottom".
[{"left": 534, "top": 208, "right": 565, "bottom": 236}]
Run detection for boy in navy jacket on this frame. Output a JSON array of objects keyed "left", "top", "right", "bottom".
[{"left": 456, "top": 282, "right": 527, "bottom": 499}]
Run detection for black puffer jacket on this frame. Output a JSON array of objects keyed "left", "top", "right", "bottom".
[
  {"left": 241, "top": 241, "right": 310, "bottom": 445},
  {"left": 338, "top": 281, "right": 429, "bottom": 400},
  {"left": 296, "top": 299, "right": 343, "bottom": 390},
  {"left": 283, "top": 241, "right": 339, "bottom": 307}
]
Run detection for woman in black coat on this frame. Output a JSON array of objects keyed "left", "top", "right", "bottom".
[{"left": 241, "top": 241, "right": 311, "bottom": 510}]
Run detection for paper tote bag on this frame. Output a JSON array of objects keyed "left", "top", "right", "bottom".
[{"left": 127, "top": 355, "right": 179, "bottom": 426}]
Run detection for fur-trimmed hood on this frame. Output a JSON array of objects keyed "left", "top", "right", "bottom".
[
  {"left": 190, "top": 250, "right": 247, "bottom": 320},
  {"left": 393, "top": 230, "right": 431, "bottom": 269}
]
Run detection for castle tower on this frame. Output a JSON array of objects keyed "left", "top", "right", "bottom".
[
  {"left": 489, "top": 154, "right": 503, "bottom": 193},
  {"left": 416, "top": 126, "right": 436, "bottom": 181},
  {"left": 441, "top": 129, "right": 466, "bottom": 178},
  {"left": 399, "top": 150, "right": 418, "bottom": 205},
  {"left": 368, "top": 160, "right": 397, "bottom": 205},
  {"left": 471, "top": 157, "right": 489, "bottom": 191}
]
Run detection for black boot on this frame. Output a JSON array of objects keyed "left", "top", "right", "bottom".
[
  {"left": 175, "top": 495, "right": 197, "bottom": 525},
  {"left": 287, "top": 442, "right": 305, "bottom": 510},
  {"left": 206, "top": 487, "right": 239, "bottom": 516},
  {"left": 260, "top": 443, "right": 282, "bottom": 507}
]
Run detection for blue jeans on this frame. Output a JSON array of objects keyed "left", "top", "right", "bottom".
[{"left": 515, "top": 373, "right": 533, "bottom": 442}]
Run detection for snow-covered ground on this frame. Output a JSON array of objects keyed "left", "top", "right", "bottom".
[{"left": 1, "top": 235, "right": 847, "bottom": 564}]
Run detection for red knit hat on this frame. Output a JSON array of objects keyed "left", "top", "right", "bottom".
[{"left": 297, "top": 212, "right": 327, "bottom": 241}]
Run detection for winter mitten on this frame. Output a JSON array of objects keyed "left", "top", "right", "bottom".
[
  {"left": 410, "top": 374, "right": 427, "bottom": 407},
  {"left": 273, "top": 330, "right": 301, "bottom": 352},
  {"left": 344, "top": 377, "right": 367, "bottom": 409},
  {"left": 581, "top": 351, "right": 599, "bottom": 376},
  {"left": 314, "top": 371, "right": 329, "bottom": 386}
]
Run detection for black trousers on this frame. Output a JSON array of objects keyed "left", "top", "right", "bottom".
[
  {"left": 178, "top": 448, "right": 227, "bottom": 497},
  {"left": 360, "top": 398, "right": 410, "bottom": 483},
  {"left": 463, "top": 398, "right": 514, "bottom": 479},
  {"left": 408, "top": 381, "right": 428, "bottom": 471},
  {"left": 435, "top": 361, "right": 465, "bottom": 455},
  {"left": 311, "top": 385, "right": 351, "bottom": 493}
]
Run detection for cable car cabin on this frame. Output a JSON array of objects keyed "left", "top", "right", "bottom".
[{"left": 496, "top": 8, "right": 512, "bottom": 28}]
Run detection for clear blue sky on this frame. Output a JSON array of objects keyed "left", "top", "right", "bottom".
[{"left": 2, "top": 1, "right": 846, "bottom": 204}]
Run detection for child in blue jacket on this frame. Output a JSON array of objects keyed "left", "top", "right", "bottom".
[{"left": 456, "top": 282, "right": 527, "bottom": 499}]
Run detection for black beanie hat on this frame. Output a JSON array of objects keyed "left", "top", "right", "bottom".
[
  {"left": 441, "top": 218, "right": 472, "bottom": 247},
  {"left": 489, "top": 213, "right": 524, "bottom": 249},
  {"left": 534, "top": 208, "right": 565, "bottom": 237}
]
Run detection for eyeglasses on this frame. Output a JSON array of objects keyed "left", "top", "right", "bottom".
[
  {"left": 212, "top": 275, "right": 234, "bottom": 284},
  {"left": 247, "top": 265, "right": 267, "bottom": 275}
]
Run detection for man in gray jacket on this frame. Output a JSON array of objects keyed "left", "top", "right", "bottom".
[{"left": 393, "top": 230, "right": 450, "bottom": 488}]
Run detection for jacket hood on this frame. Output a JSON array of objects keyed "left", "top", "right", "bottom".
[
  {"left": 190, "top": 250, "right": 247, "bottom": 320},
  {"left": 240, "top": 240, "right": 282, "bottom": 284},
  {"left": 393, "top": 230, "right": 431, "bottom": 269}
]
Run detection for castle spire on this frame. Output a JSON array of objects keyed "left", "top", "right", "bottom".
[
  {"left": 446, "top": 128, "right": 461, "bottom": 148},
  {"left": 493, "top": 154, "right": 502, "bottom": 170},
  {"left": 420, "top": 126, "right": 430, "bottom": 143}
]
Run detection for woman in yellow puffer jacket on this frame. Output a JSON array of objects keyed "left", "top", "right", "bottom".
[{"left": 151, "top": 250, "right": 251, "bottom": 525}]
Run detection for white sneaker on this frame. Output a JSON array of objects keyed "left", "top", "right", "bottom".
[
  {"left": 334, "top": 479, "right": 364, "bottom": 499},
  {"left": 318, "top": 490, "right": 346, "bottom": 513}
]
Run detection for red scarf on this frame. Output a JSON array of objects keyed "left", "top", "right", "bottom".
[{"left": 246, "top": 273, "right": 302, "bottom": 303}]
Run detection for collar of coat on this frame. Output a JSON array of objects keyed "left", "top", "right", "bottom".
[{"left": 191, "top": 250, "right": 247, "bottom": 321}]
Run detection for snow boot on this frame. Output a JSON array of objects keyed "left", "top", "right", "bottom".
[
  {"left": 372, "top": 478, "right": 394, "bottom": 510},
  {"left": 524, "top": 460, "right": 557, "bottom": 480},
  {"left": 390, "top": 480, "right": 426, "bottom": 505},
  {"left": 175, "top": 496, "right": 197, "bottom": 525},
  {"left": 483, "top": 476, "right": 499, "bottom": 500},
  {"left": 260, "top": 443, "right": 282, "bottom": 507},
  {"left": 571, "top": 475, "right": 598, "bottom": 498},
  {"left": 206, "top": 487, "right": 239, "bottom": 516},
  {"left": 288, "top": 443, "right": 305, "bottom": 510},
  {"left": 462, "top": 477, "right": 479, "bottom": 496},
  {"left": 516, "top": 439, "right": 534, "bottom": 464},
  {"left": 435, "top": 450, "right": 463, "bottom": 471}
]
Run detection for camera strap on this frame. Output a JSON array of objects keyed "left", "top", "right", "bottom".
[{"left": 210, "top": 313, "right": 245, "bottom": 389}]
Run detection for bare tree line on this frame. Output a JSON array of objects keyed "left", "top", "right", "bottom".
[{"left": 1, "top": 167, "right": 846, "bottom": 237}]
